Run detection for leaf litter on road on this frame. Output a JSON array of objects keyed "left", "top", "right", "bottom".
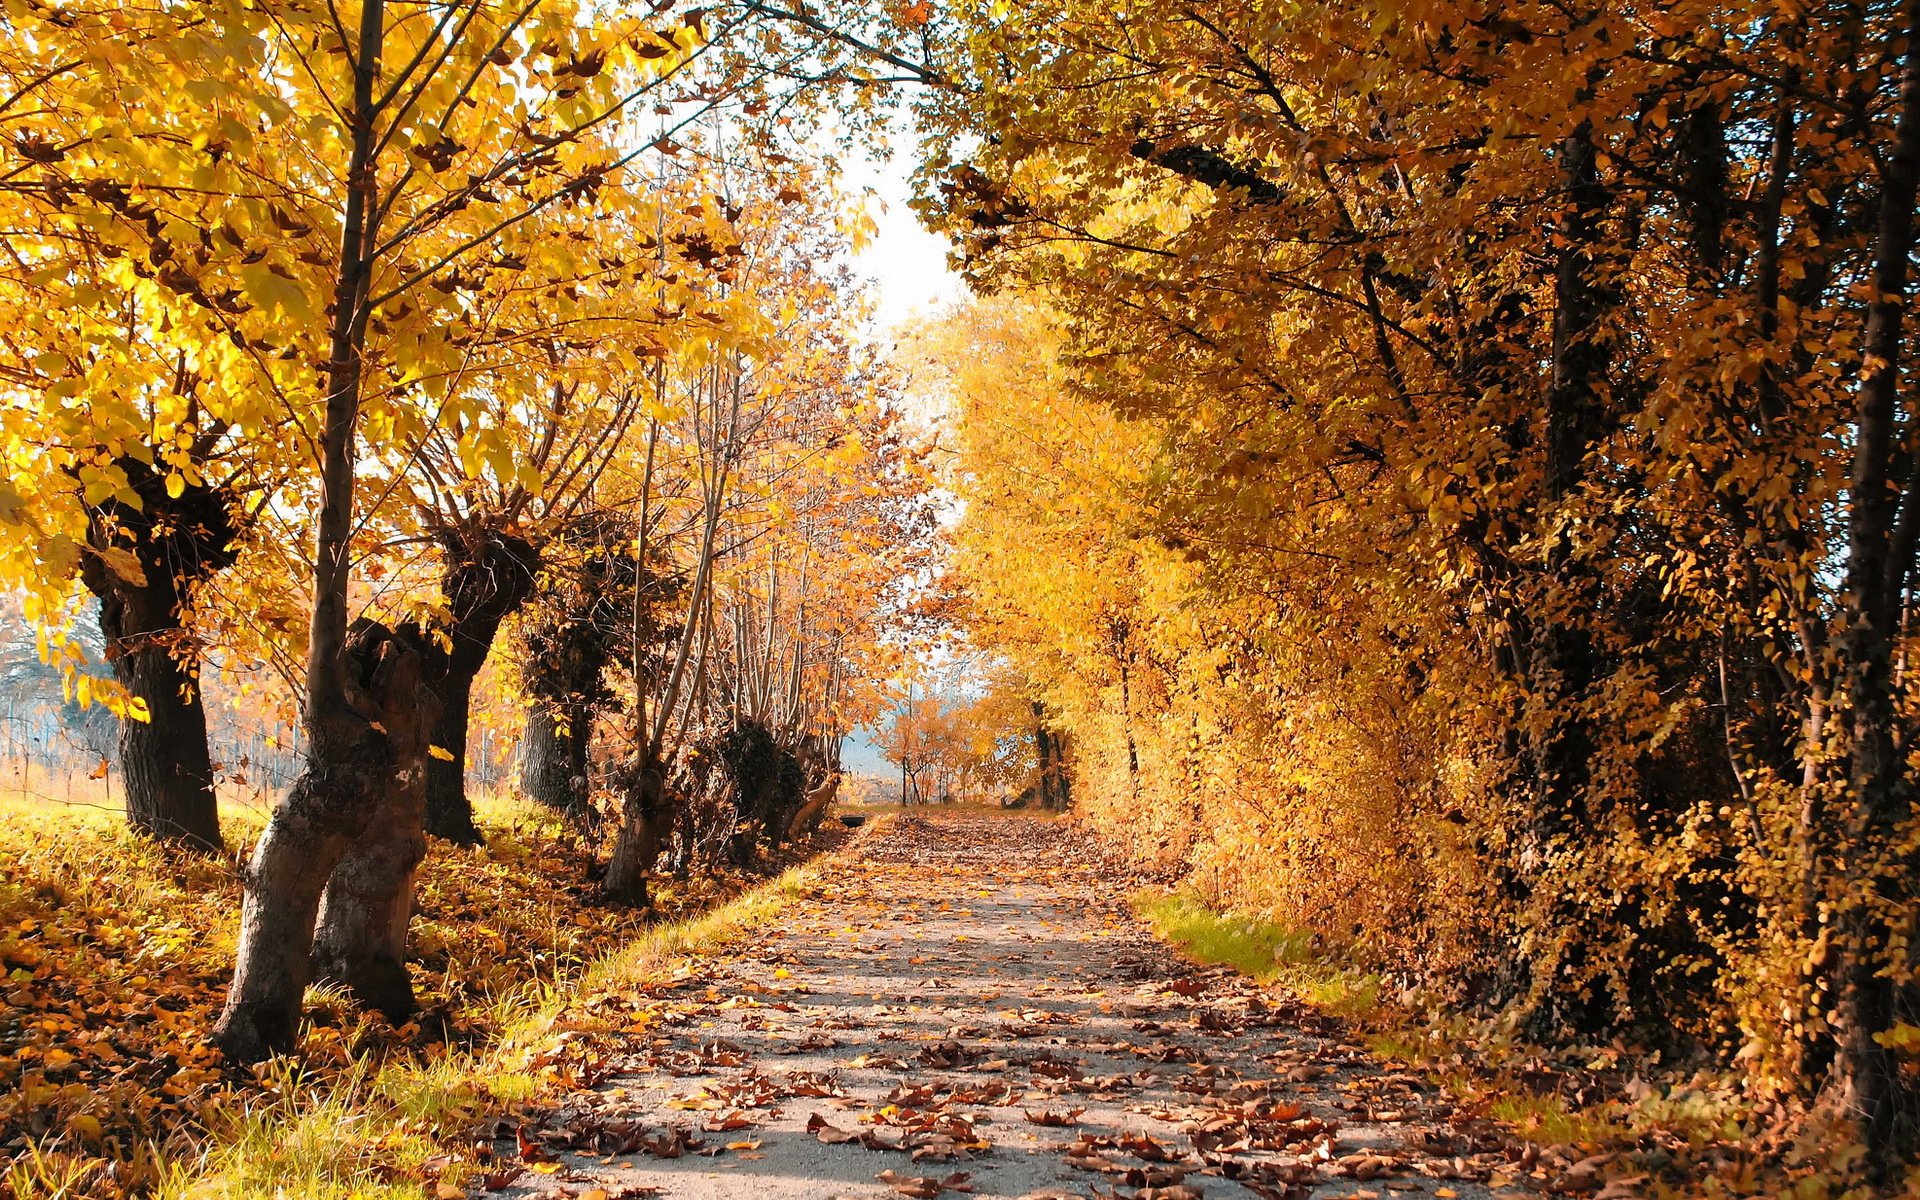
[{"left": 489, "top": 815, "right": 1531, "bottom": 1200}]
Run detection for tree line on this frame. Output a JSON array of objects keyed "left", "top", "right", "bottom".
[
  {"left": 870, "top": 0, "right": 1920, "bottom": 1179},
  {"left": 0, "top": 0, "right": 934, "bottom": 1063}
]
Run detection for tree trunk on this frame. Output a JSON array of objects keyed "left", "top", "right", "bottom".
[
  {"left": 89, "top": 578, "right": 222, "bottom": 852},
  {"left": 422, "top": 529, "right": 538, "bottom": 844},
  {"left": 1828, "top": 0, "right": 1920, "bottom": 1171},
  {"left": 213, "top": 0, "right": 394, "bottom": 1064},
  {"left": 1529, "top": 121, "right": 1608, "bottom": 849},
  {"left": 310, "top": 633, "right": 439, "bottom": 1018},
  {"left": 520, "top": 699, "right": 572, "bottom": 809},
  {"left": 78, "top": 459, "right": 241, "bottom": 853},
  {"left": 787, "top": 772, "right": 839, "bottom": 839},
  {"left": 604, "top": 760, "right": 668, "bottom": 905},
  {"left": 1031, "top": 702, "right": 1054, "bottom": 810},
  {"left": 425, "top": 672, "right": 481, "bottom": 841},
  {"left": 212, "top": 621, "right": 432, "bottom": 1060},
  {"left": 519, "top": 696, "right": 591, "bottom": 819}
]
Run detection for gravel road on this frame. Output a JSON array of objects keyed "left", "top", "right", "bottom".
[{"left": 492, "top": 813, "right": 1532, "bottom": 1200}]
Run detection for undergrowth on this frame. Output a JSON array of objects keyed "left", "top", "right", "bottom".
[
  {"left": 0, "top": 794, "right": 858, "bottom": 1199},
  {"left": 1130, "top": 887, "right": 1904, "bottom": 1200}
]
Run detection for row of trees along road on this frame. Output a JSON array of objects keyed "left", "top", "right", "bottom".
[
  {"left": 10, "top": 0, "right": 1920, "bottom": 1181},
  {"left": 819, "top": 0, "right": 1920, "bottom": 1179},
  {"left": 0, "top": 0, "right": 936, "bottom": 1061},
  {"left": 873, "top": 678, "right": 1067, "bottom": 807}
]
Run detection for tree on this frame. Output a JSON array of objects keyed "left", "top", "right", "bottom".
[{"left": 897, "top": 0, "right": 1920, "bottom": 1168}]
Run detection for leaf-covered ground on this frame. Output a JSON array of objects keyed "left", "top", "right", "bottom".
[
  {"left": 0, "top": 797, "right": 840, "bottom": 1196},
  {"left": 482, "top": 813, "right": 1548, "bottom": 1200}
]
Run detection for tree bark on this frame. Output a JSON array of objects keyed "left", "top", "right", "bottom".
[
  {"left": 421, "top": 528, "right": 539, "bottom": 844},
  {"left": 604, "top": 759, "right": 668, "bottom": 905},
  {"left": 519, "top": 696, "right": 591, "bottom": 817},
  {"left": 78, "top": 460, "right": 240, "bottom": 852},
  {"left": 1529, "top": 122, "right": 1608, "bottom": 848},
  {"left": 106, "top": 599, "right": 222, "bottom": 851},
  {"left": 212, "top": 621, "right": 432, "bottom": 1060},
  {"left": 1828, "top": 0, "right": 1920, "bottom": 1170},
  {"left": 786, "top": 771, "right": 839, "bottom": 839},
  {"left": 310, "top": 628, "right": 439, "bottom": 1020},
  {"left": 425, "top": 670, "right": 482, "bottom": 840}
]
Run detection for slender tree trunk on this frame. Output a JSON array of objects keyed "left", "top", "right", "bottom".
[
  {"left": 1115, "top": 638, "right": 1141, "bottom": 796},
  {"left": 212, "top": 0, "right": 389, "bottom": 1063},
  {"left": 609, "top": 376, "right": 735, "bottom": 903},
  {"left": 425, "top": 673, "right": 481, "bottom": 839},
  {"left": 1829, "top": 0, "right": 1920, "bottom": 1170},
  {"left": 1032, "top": 702, "right": 1056, "bottom": 810},
  {"left": 1529, "top": 121, "right": 1608, "bottom": 849}
]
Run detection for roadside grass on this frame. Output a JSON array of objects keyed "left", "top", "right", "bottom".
[
  {"left": 0, "top": 790, "right": 861, "bottom": 1199},
  {"left": 1130, "top": 890, "right": 1378, "bottom": 1017},
  {"left": 1129, "top": 887, "right": 1878, "bottom": 1198}
]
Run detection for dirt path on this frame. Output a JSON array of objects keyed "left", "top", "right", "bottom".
[{"left": 495, "top": 814, "right": 1528, "bottom": 1200}]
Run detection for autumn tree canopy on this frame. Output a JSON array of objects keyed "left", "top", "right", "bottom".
[
  {"left": 2, "top": 0, "right": 1918, "bottom": 1190},
  {"left": 874, "top": 0, "right": 1920, "bottom": 1176}
]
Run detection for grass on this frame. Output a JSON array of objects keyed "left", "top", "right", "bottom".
[
  {"left": 1130, "top": 889, "right": 1380, "bottom": 1017},
  {"left": 0, "top": 786, "right": 864, "bottom": 1200},
  {"left": 1126, "top": 888, "right": 1885, "bottom": 1198},
  {"left": 156, "top": 830, "right": 864, "bottom": 1200},
  {"left": 197, "top": 809, "right": 842, "bottom": 1200}
]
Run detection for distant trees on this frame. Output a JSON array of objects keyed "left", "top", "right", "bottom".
[{"left": 876, "top": 686, "right": 1036, "bottom": 806}]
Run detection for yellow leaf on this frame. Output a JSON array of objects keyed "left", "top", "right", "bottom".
[
  {"left": 429, "top": 744, "right": 456, "bottom": 761},
  {"left": 90, "top": 544, "right": 148, "bottom": 587}
]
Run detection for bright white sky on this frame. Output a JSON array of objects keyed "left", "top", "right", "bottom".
[{"left": 842, "top": 140, "right": 967, "bottom": 333}]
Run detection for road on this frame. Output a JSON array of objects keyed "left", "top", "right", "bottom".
[{"left": 495, "top": 813, "right": 1525, "bottom": 1200}]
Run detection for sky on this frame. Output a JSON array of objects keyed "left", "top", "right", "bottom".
[
  {"left": 835, "top": 140, "right": 965, "bottom": 782},
  {"left": 843, "top": 141, "right": 967, "bottom": 334}
]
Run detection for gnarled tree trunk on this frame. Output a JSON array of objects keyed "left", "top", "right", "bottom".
[
  {"left": 78, "top": 459, "right": 240, "bottom": 852},
  {"left": 309, "top": 627, "right": 439, "bottom": 1019},
  {"left": 785, "top": 771, "right": 839, "bottom": 840},
  {"left": 211, "top": 621, "right": 435, "bottom": 1060},
  {"left": 603, "top": 759, "right": 669, "bottom": 905},
  {"left": 422, "top": 528, "right": 538, "bottom": 844}
]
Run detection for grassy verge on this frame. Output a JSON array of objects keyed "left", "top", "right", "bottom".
[
  {"left": 1130, "top": 891, "right": 1379, "bottom": 1017},
  {"left": 1, "top": 795, "right": 865, "bottom": 1199},
  {"left": 162, "top": 840, "right": 860, "bottom": 1200},
  {"left": 1129, "top": 887, "right": 1874, "bottom": 1199}
]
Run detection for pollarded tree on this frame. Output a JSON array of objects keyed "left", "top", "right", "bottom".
[{"left": 0, "top": 0, "right": 758, "bottom": 1057}]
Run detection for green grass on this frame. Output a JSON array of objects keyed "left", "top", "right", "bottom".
[
  {"left": 137, "top": 825, "right": 873, "bottom": 1200},
  {"left": 1130, "top": 889, "right": 1381, "bottom": 1017}
]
